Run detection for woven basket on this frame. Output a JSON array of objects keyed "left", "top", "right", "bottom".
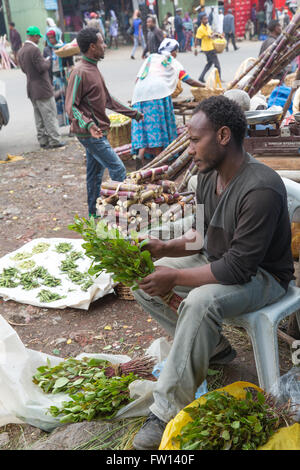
[
  {"left": 172, "top": 80, "right": 183, "bottom": 99},
  {"left": 107, "top": 114, "right": 132, "bottom": 148},
  {"left": 285, "top": 71, "right": 297, "bottom": 88},
  {"left": 55, "top": 44, "right": 80, "bottom": 58},
  {"left": 115, "top": 283, "right": 135, "bottom": 300},
  {"left": 191, "top": 86, "right": 223, "bottom": 102},
  {"left": 261, "top": 79, "right": 280, "bottom": 97},
  {"left": 213, "top": 39, "right": 227, "bottom": 54}
]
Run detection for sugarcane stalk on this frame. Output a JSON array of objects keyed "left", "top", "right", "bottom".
[
  {"left": 156, "top": 180, "right": 177, "bottom": 194},
  {"left": 100, "top": 189, "right": 139, "bottom": 199},
  {"left": 130, "top": 165, "right": 169, "bottom": 183},
  {"left": 101, "top": 181, "right": 142, "bottom": 192},
  {"left": 249, "top": 40, "right": 300, "bottom": 96},
  {"left": 143, "top": 183, "right": 163, "bottom": 196},
  {"left": 227, "top": 56, "right": 263, "bottom": 91},
  {"left": 154, "top": 192, "right": 180, "bottom": 204},
  {"left": 140, "top": 131, "right": 189, "bottom": 170},
  {"left": 177, "top": 161, "right": 198, "bottom": 192},
  {"left": 247, "top": 12, "right": 300, "bottom": 95},
  {"left": 139, "top": 189, "right": 155, "bottom": 203},
  {"left": 165, "top": 149, "right": 192, "bottom": 180}
]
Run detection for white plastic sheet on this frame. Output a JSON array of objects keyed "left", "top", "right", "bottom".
[
  {"left": 0, "top": 238, "right": 114, "bottom": 310},
  {"left": 0, "top": 316, "right": 170, "bottom": 431}
]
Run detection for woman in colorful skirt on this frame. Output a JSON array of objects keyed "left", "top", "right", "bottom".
[{"left": 131, "top": 38, "right": 204, "bottom": 169}]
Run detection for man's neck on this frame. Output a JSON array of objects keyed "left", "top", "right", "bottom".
[
  {"left": 82, "top": 54, "right": 98, "bottom": 64},
  {"left": 217, "top": 148, "right": 246, "bottom": 186}
]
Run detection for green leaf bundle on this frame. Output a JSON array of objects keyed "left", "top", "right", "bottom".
[
  {"left": 172, "top": 390, "right": 293, "bottom": 451},
  {"left": 68, "top": 216, "right": 154, "bottom": 289}
]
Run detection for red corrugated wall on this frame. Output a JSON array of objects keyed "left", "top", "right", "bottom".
[
  {"left": 224, "top": 0, "right": 252, "bottom": 38},
  {"left": 224, "top": 0, "right": 292, "bottom": 38}
]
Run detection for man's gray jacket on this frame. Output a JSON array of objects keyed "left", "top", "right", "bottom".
[{"left": 223, "top": 13, "right": 235, "bottom": 34}]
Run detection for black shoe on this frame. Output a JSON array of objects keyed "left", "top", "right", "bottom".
[
  {"left": 234, "top": 47, "right": 240, "bottom": 51},
  {"left": 133, "top": 412, "right": 167, "bottom": 450},
  {"left": 209, "top": 335, "right": 237, "bottom": 366},
  {"left": 46, "top": 142, "right": 66, "bottom": 149},
  {"left": 40, "top": 143, "right": 49, "bottom": 148},
  {"left": 131, "top": 56, "right": 135, "bottom": 60}
]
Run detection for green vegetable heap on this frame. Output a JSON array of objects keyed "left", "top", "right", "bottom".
[
  {"left": 69, "top": 216, "right": 155, "bottom": 289},
  {"left": 33, "top": 357, "right": 141, "bottom": 423},
  {"left": 172, "top": 390, "right": 293, "bottom": 451}
]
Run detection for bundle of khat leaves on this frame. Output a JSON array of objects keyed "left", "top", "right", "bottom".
[
  {"left": 172, "top": 390, "right": 294, "bottom": 451},
  {"left": 33, "top": 356, "right": 156, "bottom": 423},
  {"left": 68, "top": 216, "right": 154, "bottom": 289}
]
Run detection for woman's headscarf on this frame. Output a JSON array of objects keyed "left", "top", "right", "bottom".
[
  {"left": 158, "top": 38, "right": 179, "bottom": 56},
  {"left": 46, "top": 28, "right": 63, "bottom": 49}
]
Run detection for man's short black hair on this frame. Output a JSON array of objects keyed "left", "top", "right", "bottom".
[
  {"left": 77, "top": 27, "right": 100, "bottom": 54},
  {"left": 268, "top": 19, "right": 280, "bottom": 32},
  {"left": 193, "top": 95, "right": 247, "bottom": 147},
  {"left": 9, "top": 22, "right": 15, "bottom": 27}
]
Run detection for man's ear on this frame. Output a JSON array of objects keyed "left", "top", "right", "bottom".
[{"left": 217, "top": 126, "right": 231, "bottom": 146}]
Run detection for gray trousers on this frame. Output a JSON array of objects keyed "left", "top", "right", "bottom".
[
  {"left": 133, "top": 253, "right": 286, "bottom": 423},
  {"left": 32, "top": 96, "right": 61, "bottom": 146}
]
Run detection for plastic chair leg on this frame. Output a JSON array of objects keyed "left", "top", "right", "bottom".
[{"left": 243, "top": 313, "right": 280, "bottom": 393}]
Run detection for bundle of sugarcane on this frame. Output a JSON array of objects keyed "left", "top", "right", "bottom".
[
  {"left": 101, "top": 180, "right": 141, "bottom": 193},
  {"left": 230, "top": 11, "right": 300, "bottom": 97},
  {"left": 177, "top": 161, "right": 199, "bottom": 192},
  {"left": 161, "top": 194, "right": 195, "bottom": 223},
  {"left": 156, "top": 180, "right": 177, "bottom": 194},
  {"left": 130, "top": 165, "right": 169, "bottom": 184}
]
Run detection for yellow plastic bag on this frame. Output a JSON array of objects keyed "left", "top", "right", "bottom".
[{"left": 159, "top": 381, "right": 300, "bottom": 451}]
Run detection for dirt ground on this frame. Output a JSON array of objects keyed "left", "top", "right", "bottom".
[{"left": 0, "top": 137, "right": 296, "bottom": 449}]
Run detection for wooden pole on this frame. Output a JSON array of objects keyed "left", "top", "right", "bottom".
[
  {"left": 57, "top": 0, "right": 65, "bottom": 36},
  {"left": 3, "top": 0, "right": 11, "bottom": 24}
]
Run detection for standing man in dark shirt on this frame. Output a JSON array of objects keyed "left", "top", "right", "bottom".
[
  {"left": 142, "top": 16, "right": 164, "bottom": 58},
  {"left": 174, "top": 8, "right": 185, "bottom": 52},
  {"left": 9, "top": 22, "right": 22, "bottom": 66},
  {"left": 132, "top": 95, "right": 294, "bottom": 450},
  {"left": 18, "top": 26, "right": 65, "bottom": 149},
  {"left": 65, "top": 28, "right": 143, "bottom": 217}
]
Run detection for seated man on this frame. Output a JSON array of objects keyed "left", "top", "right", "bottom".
[{"left": 132, "top": 95, "right": 294, "bottom": 450}]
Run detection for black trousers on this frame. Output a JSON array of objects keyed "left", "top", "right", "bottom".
[
  {"left": 225, "top": 32, "right": 238, "bottom": 50},
  {"left": 199, "top": 50, "right": 221, "bottom": 82}
]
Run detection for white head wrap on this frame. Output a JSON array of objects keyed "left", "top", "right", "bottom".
[{"left": 158, "top": 38, "right": 179, "bottom": 56}]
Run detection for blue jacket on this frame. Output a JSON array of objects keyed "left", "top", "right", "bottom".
[{"left": 223, "top": 13, "right": 235, "bottom": 34}]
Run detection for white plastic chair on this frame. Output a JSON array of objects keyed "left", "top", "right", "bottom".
[{"left": 224, "top": 177, "right": 300, "bottom": 393}]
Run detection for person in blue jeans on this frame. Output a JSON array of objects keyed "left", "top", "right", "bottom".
[
  {"left": 130, "top": 10, "right": 146, "bottom": 59},
  {"left": 65, "top": 27, "right": 143, "bottom": 217}
]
